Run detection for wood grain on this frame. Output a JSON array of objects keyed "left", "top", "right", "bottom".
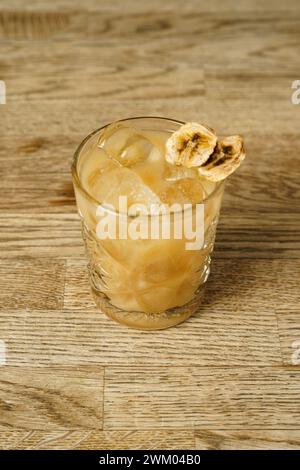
[
  {"left": 0, "top": 258, "right": 65, "bottom": 309},
  {"left": 195, "top": 430, "right": 300, "bottom": 450},
  {"left": 105, "top": 367, "right": 300, "bottom": 429},
  {"left": 0, "top": 0, "right": 300, "bottom": 450},
  {"left": 215, "top": 213, "right": 300, "bottom": 259},
  {"left": 0, "top": 305, "right": 280, "bottom": 368},
  {"left": 3, "top": 0, "right": 300, "bottom": 13},
  {"left": 0, "top": 214, "right": 83, "bottom": 257},
  {"left": 64, "top": 257, "right": 300, "bottom": 312},
  {"left": 2, "top": 99, "right": 300, "bottom": 138},
  {"left": 0, "top": 367, "right": 104, "bottom": 431},
  {"left": 0, "top": 8, "right": 299, "bottom": 52},
  {"left": 0, "top": 132, "right": 299, "bottom": 259},
  {"left": 2, "top": 257, "right": 299, "bottom": 368},
  {"left": 0, "top": 62, "right": 205, "bottom": 101},
  {"left": 0, "top": 429, "right": 194, "bottom": 450},
  {"left": 1, "top": 134, "right": 299, "bottom": 213},
  {"left": 276, "top": 308, "right": 300, "bottom": 366},
  {"left": 0, "top": 213, "right": 299, "bottom": 259},
  {"left": 1, "top": 41, "right": 299, "bottom": 83},
  {"left": 2, "top": 428, "right": 300, "bottom": 450}
]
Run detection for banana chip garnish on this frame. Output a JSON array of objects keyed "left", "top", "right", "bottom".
[
  {"left": 166, "top": 122, "right": 217, "bottom": 168},
  {"left": 166, "top": 122, "right": 245, "bottom": 182},
  {"left": 197, "top": 135, "right": 245, "bottom": 182}
]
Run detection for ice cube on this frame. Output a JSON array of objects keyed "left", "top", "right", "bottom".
[
  {"left": 131, "top": 146, "right": 166, "bottom": 196},
  {"left": 160, "top": 164, "right": 208, "bottom": 205},
  {"left": 91, "top": 167, "right": 161, "bottom": 214},
  {"left": 99, "top": 124, "right": 152, "bottom": 167},
  {"left": 158, "top": 183, "right": 191, "bottom": 206},
  {"left": 164, "top": 164, "right": 198, "bottom": 182},
  {"left": 143, "top": 130, "right": 169, "bottom": 155},
  {"left": 158, "top": 178, "right": 206, "bottom": 206},
  {"left": 147, "top": 145, "right": 163, "bottom": 164},
  {"left": 176, "top": 177, "right": 207, "bottom": 204},
  {"left": 80, "top": 146, "right": 120, "bottom": 194},
  {"left": 119, "top": 136, "right": 153, "bottom": 167}
]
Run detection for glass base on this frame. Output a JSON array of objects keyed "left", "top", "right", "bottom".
[{"left": 91, "top": 285, "right": 206, "bottom": 330}]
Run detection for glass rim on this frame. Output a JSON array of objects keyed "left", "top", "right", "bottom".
[{"left": 72, "top": 116, "right": 225, "bottom": 215}]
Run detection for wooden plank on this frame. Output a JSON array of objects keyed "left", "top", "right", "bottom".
[
  {"left": 0, "top": 429, "right": 194, "bottom": 450},
  {"left": 0, "top": 258, "right": 65, "bottom": 309},
  {"left": 1, "top": 258, "right": 292, "bottom": 367},
  {"left": 4, "top": 0, "right": 300, "bottom": 13},
  {"left": 205, "top": 66, "right": 299, "bottom": 101},
  {"left": 195, "top": 430, "right": 300, "bottom": 450},
  {"left": 0, "top": 63, "right": 204, "bottom": 102},
  {"left": 0, "top": 10, "right": 86, "bottom": 40},
  {"left": 1, "top": 98, "right": 300, "bottom": 139},
  {"left": 0, "top": 9, "right": 299, "bottom": 47},
  {"left": 222, "top": 134, "right": 300, "bottom": 215},
  {"left": 0, "top": 131, "right": 298, "bottom": 268},
  {"left": 3, "top": 61, "right": 297, "bottom": 103},
  {"left": 0, "top": 179, "right": 76, "bottom": 213},
  {"left": 0, "top": 367, "right": 103, "bottom": 431},
  {"left": 0, "top": 130, "right": 299, "bottom": 218},
  {"left": 0, "top": 306, "right": 280, "bottom": 367},
  {"left": 0, "top": 135, "right": 76, "bottom": 213},
  {"left": 0, "top": 214, "right": 83, "bottom": 257},
  {"left": 215, "top": 213, "right": 300, "bottom": 259},
  {"left": 0, "top": 10, "right": 299, "bottom": 78},
  {"left": 276, "top": 308, "right": 300, "bottom": 366},
  {"left": 1, "top": 39, "right": 300, "bottom": 76},
  {"left": 104, "top": 367, "right": 300, "bottom": 429},
  {"left": 0, "top": 0, "right": 299, "bottom": 449},
  {"left": 0, "top": 135, "right": 74, "bottom": 173},
  {"left": 64, "top": 257, "right": 300, "bottom": 311},
  {"left": 0, "top": 212, "right": 299, "bottom": 259}
]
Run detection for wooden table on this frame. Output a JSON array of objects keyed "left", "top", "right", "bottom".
[{"left": 0, "top": 0, "right": 300, "bottom": 450}]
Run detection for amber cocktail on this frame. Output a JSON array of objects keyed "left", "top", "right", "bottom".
[{"left": 72, "top": 117, "right": 224, "bottom": 329}]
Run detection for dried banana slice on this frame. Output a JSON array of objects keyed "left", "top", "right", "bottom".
[
  {"left": 166, "top": 122, "right": 217, "bottom": 168},
  {"left": 197, "top": 135, "right": 245, "bottom": 182}
]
